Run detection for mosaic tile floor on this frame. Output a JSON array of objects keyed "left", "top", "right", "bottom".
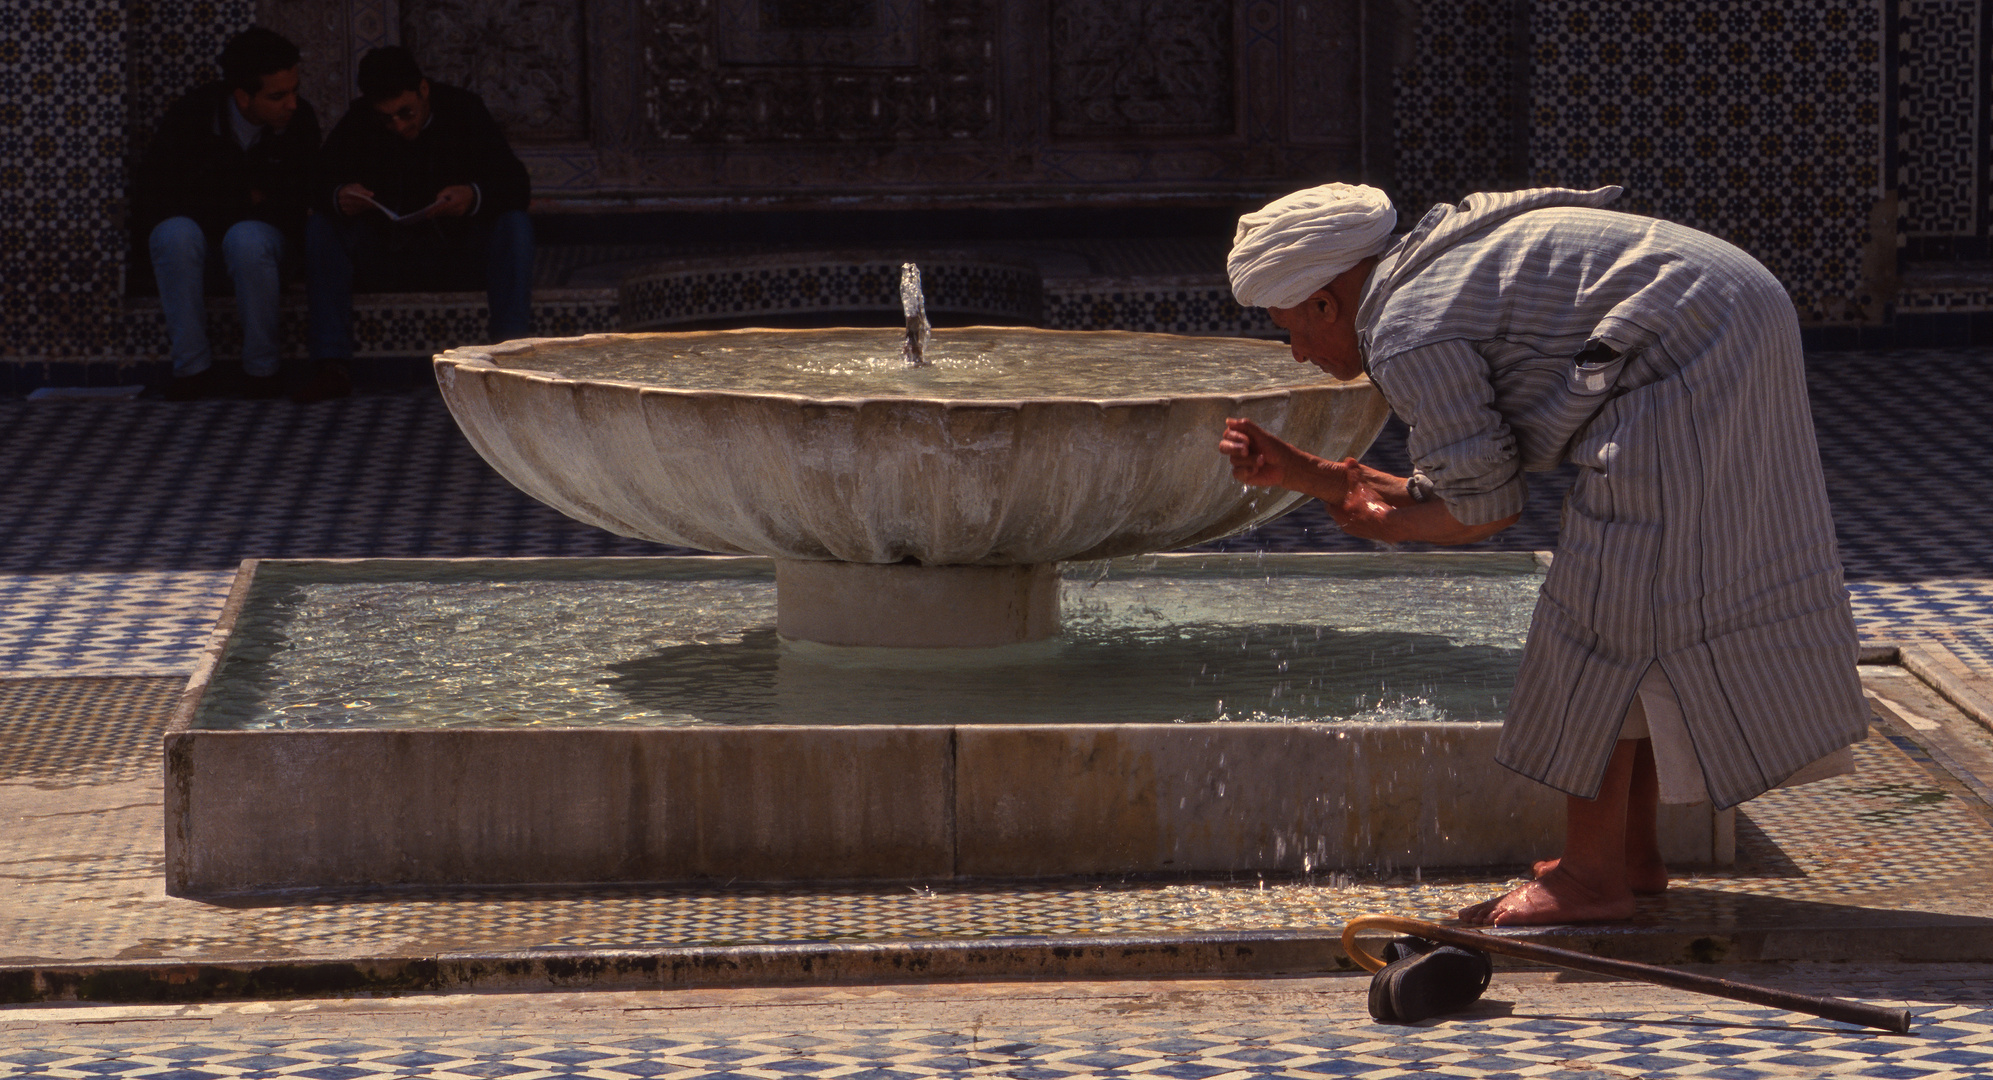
[
  {"left": 4, "top": 974, "right": 1989, "bottom": 1080},
  {"left": 4, "top": 983, "right": 1991, "bottom": 1080}
]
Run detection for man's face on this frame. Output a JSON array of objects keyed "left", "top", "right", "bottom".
[
  {"left": 233, "top": 66, "right": 300, "bottom": 130},
  {"left": 372, "top": 82, "right": 431, "bottom": 141},
  {"left": 1267, "top": 292, "right": 1364, "bottom": 380}
]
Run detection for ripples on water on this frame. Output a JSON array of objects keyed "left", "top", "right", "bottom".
[
  {"left": 194, "top": 556, "right": 1542, "bottom": 731},
  {"left": 500, "top": 328, "right": 1331, "bottom": 399}
]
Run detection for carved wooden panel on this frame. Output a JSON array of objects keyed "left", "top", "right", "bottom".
[
  {"left": 1284, "top": 0, "right": 1363, "bottom": 144},
  {"left": 1049, "top": 0, "right": 1234, "bottom": 137},
  {"left": 643, "top": 0, "right": 994, "bottom": 143},
  {"left": 716, "top": 0, "right": 920, "bottom": 66},
  {"left": 259, "top": 0, "right": 358, "bottom": 122},
  {"left": 401, "top": 0, "right": 589, "bottom": 142},
  {"left": 262, "top": 0, "right": 1389, "bottom": 204}
]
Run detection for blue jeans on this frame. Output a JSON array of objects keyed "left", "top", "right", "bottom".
[
  {"left": 149, "top": 217, "right": 287, "bottom": 378},
  {"left": 306, "top": 208, "right": 534, "bottom": 362}
]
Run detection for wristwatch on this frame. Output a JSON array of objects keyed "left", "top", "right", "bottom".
[{"left": 1406, "top": 472, "right": 1436, "bottom": 504}]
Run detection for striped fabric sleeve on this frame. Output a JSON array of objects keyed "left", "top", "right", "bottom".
[{"left": 1368, "top": 338, "right": 1527, "bottom": 526}]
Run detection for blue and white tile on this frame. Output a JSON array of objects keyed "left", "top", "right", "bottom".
[{"left": 0, "top": 571, "right": 234, "bottom": 677}]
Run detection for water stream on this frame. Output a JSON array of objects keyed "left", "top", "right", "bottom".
[{"left": 900, "top": 261, "right": 931, "bottom": 367}]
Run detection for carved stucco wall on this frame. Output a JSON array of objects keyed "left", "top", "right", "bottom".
[
  {"left": 257, "top": 0, "right": 395, "bottom": 121},
  {"left": 1049, "top": 2, "right": 1235, "bottom": 136},
  {"left": 402, "top": 0, "right": 588, "bottom": 142},
  {"left": 628, "top": 0, "right": 1379, "bottom": 201},
  {"left": 258, "top": 0, "right": 1392, "bottom": 204}
]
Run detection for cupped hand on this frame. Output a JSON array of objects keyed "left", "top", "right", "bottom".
[
  {"left": 1219, "top": 417, "right": 1294, "bottom": 487},
  {"left": 1329, "top": 469, "right": 1395, "bottom": 537}
]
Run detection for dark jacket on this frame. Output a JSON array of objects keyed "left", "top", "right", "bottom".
[
  {"left": 317, "top": 82, "right": 530, "bottom": 220},
  {"left": 131, "top": 81, "right": 321, "bottom": 243}
]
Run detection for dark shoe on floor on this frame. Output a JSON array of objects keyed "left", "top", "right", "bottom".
[
  {"left": 242, "top": 373, "right": 286, "bottom": 400},
  {"left": 291, "top": 360, "right": 352, "bottom": 404},
  {"left": 1367, "top": 936, "right": 1493, "bottom": 1023},
  {"left": 162, "top": 366, "right": 231, "bottom": 402}
]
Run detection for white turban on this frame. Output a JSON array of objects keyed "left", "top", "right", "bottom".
[{"left": 1228, "top": 184, "right": 1397, "bottom": 309}]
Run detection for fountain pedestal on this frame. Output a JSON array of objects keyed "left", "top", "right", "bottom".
[{"left": 775, "top": 560, "right": 1059, "bottom": 647}]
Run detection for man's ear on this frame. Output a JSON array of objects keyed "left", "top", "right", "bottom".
[
  {"left": 1310, "top": 288, "right": 1340, "bottom": 324},
  {"left": 418, "top": 79, "right": 431, "bottom": 101},
  {"left": 232, "top": 85, "right": 253, "bottom": 111}
]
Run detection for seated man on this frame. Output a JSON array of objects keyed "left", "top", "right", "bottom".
[
  {"left": 301, "top": 46, "right": 534, "bottom": 403},
  {"left": 133, "top": 27, "right": 320, "bottom": 400}
]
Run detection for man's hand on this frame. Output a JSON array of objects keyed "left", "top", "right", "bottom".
[
  {"left": 1332, "top": 474, "right": 1395, "bottom": 533},
  {"left": 430, "top": 184, "right": 476, "bottom": 218},
  {"left": 336, "top": 183, "right": 377, "bottom": 216},
  {"left": 1220, "top": 417, "right": 1302, "bottom": 488},
  {"left": 1331, "top": 496, "right": 1522, "bottom": 546},
  {"left": 1218, "top": 417, "right": 1352, "bottom": 505}
]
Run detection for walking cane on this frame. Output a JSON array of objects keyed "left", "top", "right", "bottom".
[{"left": 1343, "top": 914, "right": 1912, "bottom": 1033}]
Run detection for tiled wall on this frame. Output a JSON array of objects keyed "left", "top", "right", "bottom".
[
  {"left": 127, "top": 1, "right": 256, "bottom": 182},
  {"left": 1396, "top": 1, "right": 1893, "bottom": 326},
  {"left": 1391, "top": 1, "right": 1527, "bottom": 219},
  {"left": 1525, "top": 1, "right": 1891, "bottom": 324},
  {"left": 0, "top": 0, "right": 251, "bottom": 367},
  {"left": 0, "top": 2, "right": 129, "bottom": 361},
  {"left": 1895, "top": 0, "right": 1983, "bottom": 253}
]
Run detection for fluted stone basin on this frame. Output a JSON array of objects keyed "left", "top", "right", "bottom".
[{"left": 435, "top": 327, "right": 1389, "bottom": 646}]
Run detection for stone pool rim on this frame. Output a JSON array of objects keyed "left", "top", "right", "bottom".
[{"left": 163, "top": 552, "right": 1730, "bottom": 896}]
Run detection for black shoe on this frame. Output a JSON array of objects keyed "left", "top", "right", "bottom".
[
  {"left": 1367, "top": 936, "right": 1493, "bottom": 1023},
  {"left": 291, "top": 360, "right": 352, "bottom": 404},
  {"left": 163, "top": 366, "right": 230, "bottom": 402},
  {"left": 242, "top": 373, "right": 286, "bottom": 400}
]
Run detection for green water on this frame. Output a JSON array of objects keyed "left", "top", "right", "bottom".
[{"left": 192, "top": 554, "right": 1543, "bottom": 731}]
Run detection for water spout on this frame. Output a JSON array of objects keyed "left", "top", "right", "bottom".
[{"left": 900, "top": 262, "right": 932, "bottom": 367}]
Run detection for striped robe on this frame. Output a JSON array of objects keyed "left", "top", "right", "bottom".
[{"left": 1354, "top": 187, "right": 1868, "bottom": 810}]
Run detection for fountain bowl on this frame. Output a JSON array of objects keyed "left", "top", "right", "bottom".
[
  {"left": 434, "top": 327, "right": 1390, "bottom": 646},
  {"left": 434, "top": 327, "right": 1388, "bottom": 566}
]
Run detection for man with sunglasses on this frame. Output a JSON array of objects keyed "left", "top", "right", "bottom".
[{"left": 301, "top": 46, "right": 533, "bottom": 403}]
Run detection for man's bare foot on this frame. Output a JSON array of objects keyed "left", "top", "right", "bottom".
[
  {"left": 1532, "top": 856, "right": 1668, "bottom": 895},
  {"left": 1458, "top": 867, "right": 1637, "bottom": 926}
]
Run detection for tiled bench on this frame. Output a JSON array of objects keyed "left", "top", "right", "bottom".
[{"left": 7, "top": 263, "right": 1277, "bottom": 393}]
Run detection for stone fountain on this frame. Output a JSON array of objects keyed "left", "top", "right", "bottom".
[
  {"left": 430, "top": 323, "right": 1387, "bottom": 648},
  {"left": 162, "top": 286, "right": 1732, "bottom": 895}
]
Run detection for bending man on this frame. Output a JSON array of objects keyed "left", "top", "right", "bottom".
[{"left": 1218, "top": 184, "right": 1867, "bottom": 926}]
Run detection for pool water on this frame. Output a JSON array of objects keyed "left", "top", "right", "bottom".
[{"left": 193, "top": 554, "right": 1543, "bottom": 731}]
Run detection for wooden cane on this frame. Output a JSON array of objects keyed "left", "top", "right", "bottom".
[{"left": 1342, "top": 914, "right": 1912, "bottom": 1033}]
